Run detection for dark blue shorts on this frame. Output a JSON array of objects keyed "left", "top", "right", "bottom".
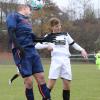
[{"left": 12, "top": 46, "right": 44, "bottom": 78}]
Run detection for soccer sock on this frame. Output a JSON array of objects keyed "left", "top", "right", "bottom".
[
  {"left": 38, "top": 83, "right": 50, "bottom": 100},
  {"left": 42, "top": 88, "right": 51, "bottom": 100},
  {"left": 48, "top": 88, "right": 51, "bottom": 93},
  {"left": 25, "top": 88, "right": 34, "bottom": 100},
  {"left": 63, "top": 90, "right": 70, "bottom": 100},
  {"left": 11, "top": 74, "right": 19, "bottom": 83}
]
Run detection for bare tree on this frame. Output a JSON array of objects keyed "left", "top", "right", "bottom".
[
  {"left": 95, "top": 35, "right": 100, "bottom": 50},
  {"left": 77, "top": 0, "right": 93, "bottom": 18}
]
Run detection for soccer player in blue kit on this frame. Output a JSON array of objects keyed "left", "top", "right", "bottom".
[{"left": 6, "top": 0, "right": 54, "bottom": 100}]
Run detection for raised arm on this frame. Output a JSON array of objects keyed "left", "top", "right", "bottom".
[
  {"left": 67, "top": 33, "right": 88, "bottom": 59},
  {"left": 35, "top": 43, "right": 49, "bottom": 49}
]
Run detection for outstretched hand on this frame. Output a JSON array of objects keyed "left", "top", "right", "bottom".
[{"left": 81, "top": 49, "right": 88, "bottom": 60}]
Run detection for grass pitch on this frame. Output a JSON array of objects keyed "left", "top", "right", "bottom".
[{"left": 0, "top": 63, "right": 100, "bottom": 100}]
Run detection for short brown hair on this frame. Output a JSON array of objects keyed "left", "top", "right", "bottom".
[
  {"left": 48, "top": 17, "right": 61, "bottom": 32},
  {"left": 49, "top": 17, "right": 61, "bottom": 27}
]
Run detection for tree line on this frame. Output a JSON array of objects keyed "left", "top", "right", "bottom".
[{"left": 0, "top": 0, "right": 100, "bottom": 56}]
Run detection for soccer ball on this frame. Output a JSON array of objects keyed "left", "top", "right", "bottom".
[{"left": 27, "top": 0, "right": 45, "bottom": 10}]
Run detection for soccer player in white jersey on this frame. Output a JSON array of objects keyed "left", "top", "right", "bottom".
[{"left": 35, "top": 17, "right": 88, "bottom": 100}]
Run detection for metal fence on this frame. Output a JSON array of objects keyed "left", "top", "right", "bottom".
[
  {"left": 70, "top": 54, "right": 95, "bottom": 63},
  {"left": 0, "top": 52, "right": 96, "bottom": 65}
]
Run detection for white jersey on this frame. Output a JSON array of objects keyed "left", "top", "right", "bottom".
[
  {"left": 49, "top": 33, "right": 73, "bottom": 57},
  {"left": 35, "top": 32, "right": 84, "bottom": 58}
]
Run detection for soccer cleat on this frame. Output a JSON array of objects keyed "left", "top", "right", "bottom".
[{"left": 8, "top": 79, "right": 12, "bottom": 85}]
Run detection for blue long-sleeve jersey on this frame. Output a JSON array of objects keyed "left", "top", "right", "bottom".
[{"left": 6, "top": 12, "right": 36, "bottom": 48}]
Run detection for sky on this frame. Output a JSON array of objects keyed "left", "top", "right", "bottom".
[
  {"left": 52, "top": 0, "right": 100, "bottom": 10},
  {"left": 0, "top": 0, "right": 99, "bottom": 19},
  {"left": 0, "top": 0, "right": 99, "bottom": 10},
  {"left": 52, "top": 0, "right": 100, "bottom": 18}
]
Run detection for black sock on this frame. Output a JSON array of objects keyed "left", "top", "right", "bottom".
[
  {"left": 42, "top": 88, "right": 51, "bottom": 100},
  {"left": 38, "top": 83, "right": 50, "bottom": 99},
  {"left": 63, "top": 90, "right": 70, "bottom": 100},
  {"left": 11, "top": 74, "right": 19, "bottom": 83},
  {"left": 48, "top": 88, "right": 51, "bottom": 93},
  {"left": 25, "top": 88, "right": 34, "bottom": 100}
]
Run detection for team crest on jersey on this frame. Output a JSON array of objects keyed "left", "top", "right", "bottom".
[{"left": 55, "top": 36, "right": 66, "bottom": 45}]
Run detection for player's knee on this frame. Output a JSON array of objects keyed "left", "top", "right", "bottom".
[
  {"left": 63, "top": 79, "right": 71, "bottom": 90},
  {"left": 38, "top": 76, "right": 45, "bottom": 84},
  {"left": 35, "top": 73, "right": 45, "bottom": 84},
  {"left": 24, "top": 77, "right": 33, "bottom": 89}
]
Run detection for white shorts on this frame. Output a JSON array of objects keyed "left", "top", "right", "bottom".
[{"left": 48, "top": 57, "right": 72, "bottom": 80}]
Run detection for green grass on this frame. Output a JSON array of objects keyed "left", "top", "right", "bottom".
[{"left": 0, "top": 63, "right": 100, "bottom": 100}]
